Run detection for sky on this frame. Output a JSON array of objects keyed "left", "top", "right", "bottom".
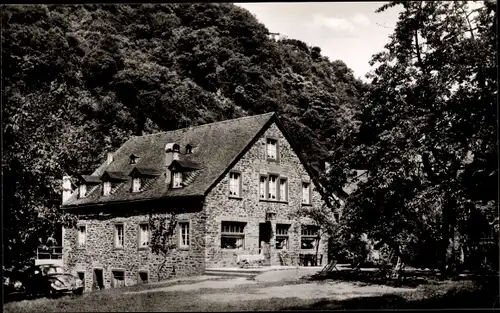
[{"left": 235, "top": 2, "right": 403, "bottom": 82}]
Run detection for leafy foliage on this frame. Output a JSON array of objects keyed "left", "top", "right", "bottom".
[
  {"left": 325, "top": 0, "right": 498, "bottom": 275},
  {"left": 2, "top": 4, "right": 366, "bottom": 274},
  {"left": 149, "top": 213, "right": 178, "bottom": 281}
]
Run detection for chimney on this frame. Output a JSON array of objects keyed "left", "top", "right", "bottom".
[
  {"left": 165, "top": 143, "right": 180, "bottom": 183},
  {"left": 62, "top": 176, "right": 73, "bottom": 203},
  {"left": 107, "top": 152, "right": 114, "bottom": 165}
]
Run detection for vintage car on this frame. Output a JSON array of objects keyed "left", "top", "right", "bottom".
[{"left": 24, "top": 264, "right": 84, "bottom": 297}]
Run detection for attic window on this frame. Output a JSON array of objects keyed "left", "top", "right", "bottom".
[
  {"left": 185, "top": 145, "right": 192, "bottom": 154},
  {"left": 129, "top": 154, "right": 139, "bottom": 165},
  {"left": 79, "top": 184, "right": 87, "bottom": 199},
  {"left": 132, "top": 177, "right": 141, "bottom": 192},
  {"left": 103, "top": 181, "right": 112, "bottom": 196},
  {"left": 172, "top": 172, "right": 183, "bottom": 188}
]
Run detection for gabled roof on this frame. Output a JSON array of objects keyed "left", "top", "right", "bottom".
[
  {"left": 100, "top": 171, "right": 129, "bottom": 182},
  {"left": 168, "top": 159, "right": 202, "bottom": 171},
  {"left": 79, "top": 175, "right": 101, "bottom": 184},
  {"left": 129, "top": 167, "right": 162, "bottom": 177},
  {"left": 63, "top": 112, "right": 325, "bottom": 209}
]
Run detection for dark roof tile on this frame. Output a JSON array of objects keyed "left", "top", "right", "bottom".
[{"left": 64, "top": 112, "right": 275, "bottom": 208}]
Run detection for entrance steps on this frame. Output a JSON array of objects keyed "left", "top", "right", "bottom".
[{"left": 204, "top": 265, "right": 323, "bottom": 278}]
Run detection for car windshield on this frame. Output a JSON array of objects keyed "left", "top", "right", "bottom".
[{"left": 42, "top": 266, "right": 65, "bottom": 275}]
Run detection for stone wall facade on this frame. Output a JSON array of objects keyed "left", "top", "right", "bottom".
[
  {"left": 63, "top": 209, "right": 206, "bottom": 292},
  {"left": 63, "top": 121, "right": 329, "bottom": 290},
  {"left": 204, "top": 122, "right": 328, "bottom": 267}
]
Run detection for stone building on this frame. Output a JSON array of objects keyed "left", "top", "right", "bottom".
[{"left": 62, "top": 112, "right": 329, "bottom": 291}]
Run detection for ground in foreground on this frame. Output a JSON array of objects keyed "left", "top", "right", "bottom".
[{"left": 3, "top": 268, "right": 498, "bottom": 312}]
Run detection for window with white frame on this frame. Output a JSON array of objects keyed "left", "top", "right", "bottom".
[
  {"left": 279, "top": 178, "right": 288, "bottom": 201},
  {"left": 79, "top": 184, "right": 87, "bottom": 198},
  {"left": 179, "top": 222, "right": 190, "bottom": 248},
  {"left": 275, "top": 224, "right": 290, "bottom": 249},
  {"left": 259, "top": 176, "right": 267, "bottom": 199},
  {"left": 302, "top": 182, "right": 311, "bottom": 204},
  {"left": 221, "top": 221, "right": 245, "bottom": 249},
  {"left": 111, "top": 270, "right": 125, "bottom": 288},
  {"left": 266, "top": 138, "right": 278, "bottom": 160},
  {"left": 229, "top": 172, "right": 241, "bottom": 197},
  {"left": 103, "top": 181, "right": 111, "bottom": 196},
  {"left": 114, "top": 224, "right": 124, "bottom": 248},
  {"left": 132, "top": 177, "right": 141, "bottom": 192},
  {"left": 138, "top": 223, "right": 149, "bottom": 248},
  {"left": 77, "top": 225, "right": 86, "bottom": 247},
  {"left": 172, "top": 172, "right": 182, "bottom": 188},
  {"left": 268, "top": 175, "right": 278, "bottom": 200},
  {"left": 301, "top": 225, "right": 319, "bottom": 249}
]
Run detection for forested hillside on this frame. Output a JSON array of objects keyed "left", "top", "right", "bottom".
[{"left": 2, "top": 4, "right": 367, "bottom": 271}]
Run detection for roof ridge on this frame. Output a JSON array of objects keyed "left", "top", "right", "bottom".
[{"left": 132, "top": 112, "right": 276, "bottom": 139}]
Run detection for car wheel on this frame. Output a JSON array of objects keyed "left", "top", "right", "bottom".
[{"left": 73, "top": 288, "right": 83, "bottom": 295}]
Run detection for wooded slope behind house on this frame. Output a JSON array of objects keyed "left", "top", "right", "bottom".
[{"left": 2, "top": 4, "right": 367, "bottom": 271}]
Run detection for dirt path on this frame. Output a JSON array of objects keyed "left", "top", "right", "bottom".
[
  {"left": 125, "top": 268, "right": 417, "bottom": 304},
  {"left": 125, "top": 277, "right": 257, "bottom": 295},
  {"left": 200, "top": 282, "right": 416, "bottom": 302}
]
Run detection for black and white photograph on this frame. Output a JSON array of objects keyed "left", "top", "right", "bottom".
[{"left": 2, "top": 1, "right": 498, "bottom": 311}]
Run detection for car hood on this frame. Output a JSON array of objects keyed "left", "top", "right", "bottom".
[{"left": 48, "top": 274, "right": 76, "bottom": 286}]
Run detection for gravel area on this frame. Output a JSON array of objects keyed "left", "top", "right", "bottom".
[{"left": 200, "top": 282, "right": 416, "bottom": 303}]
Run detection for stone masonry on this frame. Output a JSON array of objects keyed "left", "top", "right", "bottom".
[
  {"left": 63, "top": 119, "right": 328, "bottom": 291},
  {"left": 63, "top": 209, "right": 206, "bottom": 292},
  {"left": 204, "top": 122, "right": 328, "bottom": 267}
]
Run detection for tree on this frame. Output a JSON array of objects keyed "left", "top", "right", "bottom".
[
  {"left": 324, "top": 0, "right": 497, "bottom": 277},
  {"left": 149, "top": 213, "right": 178, "bottom": 281},
  {"left": 2, "top": 3, "right": 366, "bottom": 276}
]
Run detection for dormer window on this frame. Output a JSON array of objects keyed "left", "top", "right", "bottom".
[
  {"left": 103, "top": 181, "right": 112, "bottom": 196},
  {"left": 79, "top": 184, "right": 87, "bottom": 198},
  {"left": 129, "top": 154, "right": 139, "bottom": 165},
  {"left": 266, "top": 138, "right": 278, "bottom": 161},
  {"left": 185, "top": 145, "right": 192, "bottom": 154},
  {"left": 172, "top": 172, "right": 182, "bottom": 188},
  {"left": 132, "top": 177, "right": 141, "bottom": 192}
]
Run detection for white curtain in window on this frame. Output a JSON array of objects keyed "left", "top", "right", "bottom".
[
  {"left": 103, "top": 181, "right": 111, "bottom": 196},
  {"left": 140, "top": 224, "right": 149, "bottom": 246},
  {"left": 115, "top": 225, "right": 124, "bottom": 247},
  {"left": 268, "top": 175, "right": 277, "bottom": 199},
  {"left": 259, "top": 176, "right": 266, "bottom": 198},
  {"left": 279, "top": 179, "right": 287, "bottom": 201},
  {"left": 302, "top": 183, "right": 310, "bottom": 204},
  {"left": 173, "top": 172, "right": 182, "bottom": 187},
  {"left": 236, "top": 237, "right": 243, "bottom": 249},
  {"left": 132, "top": 178, "right": 141, "bottom": 192},
  {"left": 266, "top": 139, "right": 277, "bottom": 159},
  {"left": 229, "top": 173, "right": 240, "bottom": 196},
  {"left": 78, "top": 226, "right": 86, "bottom": 245},
  {"left": 79, "top": 184, "right": 87, "bottom": 198}
]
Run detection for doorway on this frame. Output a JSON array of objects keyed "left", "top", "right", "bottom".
[
  {"left": 93, "top": 268, "right": 104, "bottom": 291},
  {"left": 259, "top": 222, "right": 272, "bottom": 265}
]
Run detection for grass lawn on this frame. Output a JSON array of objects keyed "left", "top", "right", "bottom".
[{"left": 3, "top": 273, "right": 498, "bottom": 312}]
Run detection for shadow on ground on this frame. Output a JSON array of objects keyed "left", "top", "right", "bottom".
[{"left": 288, "top": 272, "right": 500, "bottom": 310}]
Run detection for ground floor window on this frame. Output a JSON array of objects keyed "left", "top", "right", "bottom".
[
  {"left": 221, "top": 221, "right": 246, "bottom": 249},
  {"left": 138, "top": 271, "right": 148, "bottom": 284},
  {"left": 77, "top": 271, "right": 85, "bottom": 282},
  {"left": 275, "top": 224, "right": 290, "bottom": 249},
  {"left": 301, "top": 225, "right": 320, "bottom": 249},
  {"left": 111, "top": 270, "right": 125, "bottom": 288}
]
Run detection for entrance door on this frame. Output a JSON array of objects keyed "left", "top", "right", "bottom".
[
  {"left": 259, "top": 222, "right": 272, "bottom": 265},
  {"left": 93, "top": 268, "right": 104, "bottom": 291}
]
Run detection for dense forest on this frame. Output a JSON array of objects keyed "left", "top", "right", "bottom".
[
  {"left": 2, "top": 3, "right": 367, "bottom": 272},
  {"left": 2, "top": 2, "right": 497, "bottom": 277}
]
